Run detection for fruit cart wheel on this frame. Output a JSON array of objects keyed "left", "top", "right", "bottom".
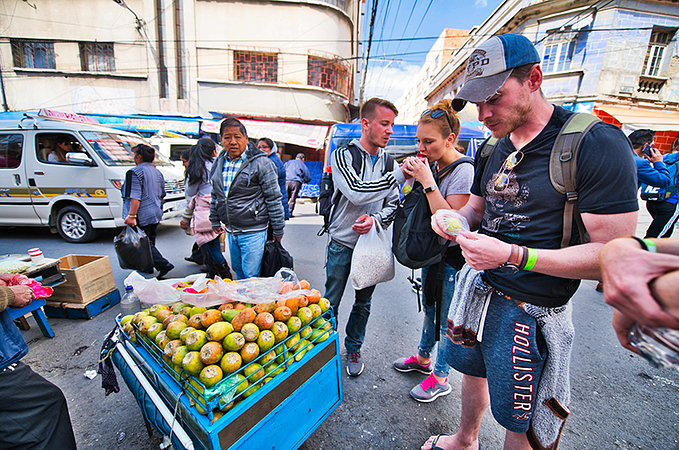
[{"left": 56, "top": 205, "right": 98, "bottom": 243}]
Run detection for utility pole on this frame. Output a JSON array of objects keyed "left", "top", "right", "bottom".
[{"left": 359, "top": 0, "right": 379, "bottom": 105}]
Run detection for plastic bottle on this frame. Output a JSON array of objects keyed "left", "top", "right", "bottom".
[
  {"left": 120, "top": 285, "right": 141, "bottom": 317},
  {"left": 628, "top": 323, "right": 679, "bottom": 371}
]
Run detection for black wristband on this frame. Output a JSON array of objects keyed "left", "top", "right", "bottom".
[
  {"left": 630, "top": 235, "right": 648, "bottom": 251},
  {"left": 518, "top": 246, "right": 529, "bottom": 270}
]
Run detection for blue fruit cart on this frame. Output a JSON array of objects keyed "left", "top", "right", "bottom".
[{"left": 109, "top": 314, "right": 342, "bottom": 450}]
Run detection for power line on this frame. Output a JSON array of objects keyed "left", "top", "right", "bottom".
[{"left": 359, "top": 0, "right": 380, "bottom": 104}]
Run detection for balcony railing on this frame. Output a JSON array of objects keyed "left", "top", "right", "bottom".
[
  {"left": 315, "top": 0, "right": 348, "bottom": 13},
  {"left": 637, "top": 76, "right": 667, "bottom": 95}
]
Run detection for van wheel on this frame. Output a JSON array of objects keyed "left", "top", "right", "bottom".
[{"left": 56, "top": 205, "right": 98, "bottom": 243}]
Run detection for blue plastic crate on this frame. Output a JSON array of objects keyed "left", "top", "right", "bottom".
[
  {"left": 114, "top": 327, "right": 342, "bottom": 450},
  {"left": 44, "top": 288, "right": 120, "bottom": 319}
]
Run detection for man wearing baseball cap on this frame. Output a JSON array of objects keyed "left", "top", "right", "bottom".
[{"left": 423, "top": 34, "right": 646, "bottom": 450}]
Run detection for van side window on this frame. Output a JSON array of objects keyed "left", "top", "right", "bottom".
[
  {"left": 37, "top": 133, "right": 83, "bottom": 164},
  {"left": 0, "top": 134, "right": 24, "bottom": 169}
]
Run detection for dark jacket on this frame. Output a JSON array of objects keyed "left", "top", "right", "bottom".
[
  {"left": 209, "top": 143, "right": 285, "bottom": 237},
  {"left": 269, "top": 152, "right": 289, "bottom": 218},
  {"left": 284, "top": 158, "right": 311, "bottom": 184},
  {"left": 0, "top": 288, "right": 28, "bottom": 370}
]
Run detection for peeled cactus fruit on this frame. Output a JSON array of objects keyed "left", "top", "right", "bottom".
[{"left": 444, "top": 217, "right": 464, "bottom": 234}]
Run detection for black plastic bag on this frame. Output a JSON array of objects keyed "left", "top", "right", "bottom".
[
  {"left": 260, "top": 240, "right": 293, "bottom": 277},
  {"left": 114, "top": 225, "right": 154, "bottom": 272}
]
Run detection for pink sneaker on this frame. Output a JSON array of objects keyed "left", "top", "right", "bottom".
[
  {"left": 393, "top": 355, "right": 432, "bottom": 374},
  {"left": 410, "top": 373, "right": 452, "bottom": 403}
]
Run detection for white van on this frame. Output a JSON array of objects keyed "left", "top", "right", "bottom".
[
  {"left": 0, "top": 112, "right": 186, "bottom": 243},
  {"left": 147, "top": 135, "right": 197, "bottom": 169}
]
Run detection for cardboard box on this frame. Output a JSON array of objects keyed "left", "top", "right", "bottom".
[{"left": 50, "top": 255, "right": 116, "bottom": 304}]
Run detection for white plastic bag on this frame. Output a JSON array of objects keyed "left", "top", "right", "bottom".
[
  {"left": 350, "top": 220, "right": 394, "bottom": 290},
  {"left": 123, "top": 272, "right": 207, "bottom": 307}
]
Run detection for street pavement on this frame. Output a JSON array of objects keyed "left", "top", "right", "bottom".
[{"left": 1, "top": 200, "right": 677, "bottom": 450}]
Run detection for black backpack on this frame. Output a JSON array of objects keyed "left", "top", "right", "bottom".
[
  {"left": 392, "top": 157, "right": 474, "bottom": 269},
  {"left": 317, "top": 143, "right": 395, "bottom": 236}
]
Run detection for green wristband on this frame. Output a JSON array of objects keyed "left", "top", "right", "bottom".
[
  {"left": 643, "top": 239, "right": 657, "bottom": 253},
  {"left": 522, "top": 248, "right": 537, "bottom": 271}
]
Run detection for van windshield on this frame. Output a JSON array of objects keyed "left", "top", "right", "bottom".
[{"left": 80, "top": 131, "right": 174, "bottom": 166}]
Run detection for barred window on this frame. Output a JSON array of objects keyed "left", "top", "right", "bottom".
[
  {"left": 643, "top": 29, "right": 673, "bottom": 77},
  {"left": 543, "top": 28, "right": 577, "bottom": 73},
  {"left": 80, "top": 43, "right": 116, "bottom": 72},
  {"left": 11, "top": 40, "right": 56, "bottom": 69},
  {"left": 234, "top": 51, "right": 277, "bottom": 83},
  {"left": 307, "top": 56, "right": 351, "bottom": 97}
]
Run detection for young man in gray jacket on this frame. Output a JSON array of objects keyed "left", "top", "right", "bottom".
[
  {"left": 209, "top": 118, "right": 285, "bottom": 279},
  {"left": 325, "top": 97, "right": 407, "bottom": 377}
]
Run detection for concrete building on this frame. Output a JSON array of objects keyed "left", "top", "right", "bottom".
[
  {"left": 0, "top": 0, "right": 363, "bottom": 159},
  {"left": 394, "top": 29, "right": 469, "bottom": 124},
  {"left": 427, "top": 0, "right": 679, "bottom": 152}
]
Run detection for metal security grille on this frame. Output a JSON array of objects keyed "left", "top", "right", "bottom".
[
  {"left": 307, "top": 56, "right": 351, "bottom": 97},
  {"left": 11, "top": 40, "right": 56, "bottom": 69},
  {"left": 234, "top": 51, "right": 278, "bottom": 82},
  {"left": 79, "top": 43, "right": 116, "bottom": 72}
]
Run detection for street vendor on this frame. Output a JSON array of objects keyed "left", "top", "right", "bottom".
[
  {"left": 0, "top": 283, "right": 77, "bottom": 449},
  {"left": 209, "top": 118, "right": 285, "bottom": 279}
]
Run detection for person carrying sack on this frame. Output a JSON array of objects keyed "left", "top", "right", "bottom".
[
  {"left": 392, "top": 99, "right": 474, "bottom": 403},
  {"left": 323, "top": 97, "right": 407, "bottom": 377}
]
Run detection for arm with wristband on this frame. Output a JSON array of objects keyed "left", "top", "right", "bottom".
[
  {"left": 600, "top": 236, "right": 679, "bottom": 352},
  {"left": 448, "top": 210, "right": 637, "bottom": 280}
]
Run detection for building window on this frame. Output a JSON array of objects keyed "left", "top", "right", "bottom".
[
  {"left": 11, "top": 40, "right": 56, "bottom": 69},
  {"left": 307, "top": 56, "right": 351, "bottom": 96},
  {"left": 643, "top": 29, "right": 673, "bottom": 77},
  {"left": 80, "top": 43, "right": 116, "bottom": 72},
  {"left": 234, "top": 51, "right": 278, "bottom": 83},
  {"left": 542, "top": 28, "right": 577, "bottom": 73}
]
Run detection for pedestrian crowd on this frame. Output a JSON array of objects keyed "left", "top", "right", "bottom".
[{"left": 3, "top": 32, "right": 679, "bottom": 450}]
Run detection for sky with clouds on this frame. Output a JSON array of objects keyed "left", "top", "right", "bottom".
[{"left": 362, "top": 0, "right": 504, "bottom": 103}]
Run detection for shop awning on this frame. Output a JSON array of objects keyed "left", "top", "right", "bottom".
[
  {"left": 201, "top": 119, "right": 329, "bottom": 149},
  {"left": 595, "top": 106, "right": 679, "bottom": 132}
]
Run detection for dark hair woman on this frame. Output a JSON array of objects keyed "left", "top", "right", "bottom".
[
  {"left": 179, "top": 138, "right": 233, "bottom": 279},
  {"left": 122, "top": 144, "right": 174, "bottom": 278},
  {"left": 257, "top": 138, "right": 290, "bottom": 220}
]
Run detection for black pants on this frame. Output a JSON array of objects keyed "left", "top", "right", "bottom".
[
  {"left": 189, "top": 242, "right": 204, "bottom": 265},
  {"left": 0, "top": 362, "right": 76, "bottom": 449},
  {"left": 645, "top": 200, "right": 679, "bottom": 238},
  {"left": 286, "top": 180, "right": 302, "bottom": 215},
  {"left": 139, "top": 223, "right": 172, "bottom": 271}
]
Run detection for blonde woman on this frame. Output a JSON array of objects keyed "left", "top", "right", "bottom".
[{"left": 393, "top": 99, "right": 474, "bottom": 402}]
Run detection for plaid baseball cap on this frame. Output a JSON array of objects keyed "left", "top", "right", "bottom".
[{"left": 452, "top": 34, "right": 540, "bottom": 111}]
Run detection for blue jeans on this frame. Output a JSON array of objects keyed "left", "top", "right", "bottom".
[
  {"left": 204, "top": 236, "right": 227, "bottom": 265},
  {"left": 206, "top": 230, "right": 266, "bottom": 279},
  {"left": 324, "top": 239, "right": 376, "bottom": 354},
  {"left": 418, "top": 262, "right": 457, "bottom": 378},
  {"left": 227, "top": 230, "right": 267, "bottom": 279}
]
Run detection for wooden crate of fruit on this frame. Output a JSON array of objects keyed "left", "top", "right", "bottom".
[{"left": 116, "top": 276, "right": 341, "bottom": 449}]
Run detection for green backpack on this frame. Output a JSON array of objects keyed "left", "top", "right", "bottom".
[{"left": 478, "top": 113, "right": 600, "bottom": 248}]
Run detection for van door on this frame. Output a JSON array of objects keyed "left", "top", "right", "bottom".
[
  {"left": 0, "top": 132, "right": 41, "bottom": 225},
  {"left": 27, "top": 132, "right": 107, "bottom": 230}
]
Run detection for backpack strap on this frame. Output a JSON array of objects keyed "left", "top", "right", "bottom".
[
  {"left": 477, "top": 137, "right": 499, "bottom": 179},
  {"left": 549, "top": 113, "right": 600, "bottom": 248},
  {"left": 346, "top": 143, "right": 364, "bottom": 176},
  {"left": 436, "top": 156, "right": 474, "bottom": 181}
]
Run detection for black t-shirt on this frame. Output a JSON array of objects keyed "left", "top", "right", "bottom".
[{"left": 471, "top": 106, "right": 638, "bottom": 307}]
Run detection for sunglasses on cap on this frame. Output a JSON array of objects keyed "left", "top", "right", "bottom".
[{"left": 421, "top": 109, "right": 454, "bottom": 133}]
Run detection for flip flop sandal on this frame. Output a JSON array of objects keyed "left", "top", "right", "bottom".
[{"left": 429, "top": 434, "right": 449, "bottom": 450}]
